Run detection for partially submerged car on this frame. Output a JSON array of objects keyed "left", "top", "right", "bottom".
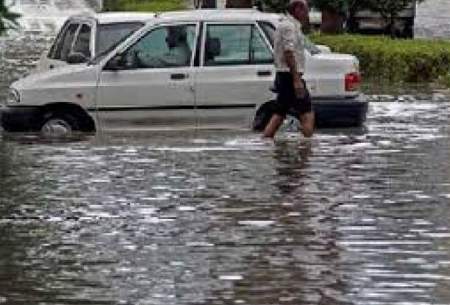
[{"left": 1, "top": 9, "right": 368, "bottom": 137}]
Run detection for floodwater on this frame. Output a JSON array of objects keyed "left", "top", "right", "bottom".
[{"left": 1, "top": 27, "right": 450, "bottom": 305}]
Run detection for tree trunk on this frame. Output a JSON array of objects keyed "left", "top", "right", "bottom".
[
  {"left": 320, "top": 9, "right": 344, "bottom": 34},
  {"left": 347, "top": 7, "right": 359, "bottom": 33}
]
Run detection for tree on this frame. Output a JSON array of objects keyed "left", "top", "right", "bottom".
[
  {"left": 367, "top": 0, "right": 422, "bottom": 37},
  {"left": 0, "top": 0, "right": 20, "bottom": 35},
  {"left": 103, "top": 0, "right": 121, "bottom": 11},
  {"left": 260, "top": 0, "right": 289, "bottom": 13},
  {"left": 346, "top": 0, "right": 373, "bottom": 33},
  {"left": 310, "top": 0, "right": 347, "bottom": 33}
]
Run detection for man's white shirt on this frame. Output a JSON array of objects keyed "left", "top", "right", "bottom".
[{"left": 273, "top": 14, "right": 306, "bottom": 73}]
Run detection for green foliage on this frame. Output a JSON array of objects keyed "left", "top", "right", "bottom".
[
  {"left": 309, "top": 0, "right": 422, "bottom": 16},
  {"left": 310, "top": 0, "right": 347, "bottom": 14},
  {"left": 260, "top": 0, "right": 288, "bottom": 12},
  {"left": 104, "top": 0, "right": 186, "bottom": 12},
  {"left": 368, "top": 0, "right": 421, "bottom": 18},
  {"left": 0, "top": 0, "right": 20, "bottom": 35},
  {"left": 311, "top": 34, "right": 450, "bottom": 85}
]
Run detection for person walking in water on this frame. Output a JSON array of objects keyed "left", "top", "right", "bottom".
[{"left": 263, "top": 0, "right": 315, "bottom": 138}]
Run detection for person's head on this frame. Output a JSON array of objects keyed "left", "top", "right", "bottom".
[
  {"left": 287, "top": 0, "right": 309, "bottom": 23},
  {"left": 166, "top": 26, "right": 187, "bottom": 49}
]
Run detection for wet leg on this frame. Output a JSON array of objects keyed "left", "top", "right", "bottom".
[
  {"left": 299, "top": 111, "right": 315, "bottom": 138},
  {"left": 263, "top": 114, "right": 284, "bottom": 138}
]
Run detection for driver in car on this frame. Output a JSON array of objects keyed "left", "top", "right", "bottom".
[{"left": 135, "top": 26, "right": 192, "bottom": 68}]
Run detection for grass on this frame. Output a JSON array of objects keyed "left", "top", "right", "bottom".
[{"left": 310, "top": 34, "right": 450, "bottom": 86}]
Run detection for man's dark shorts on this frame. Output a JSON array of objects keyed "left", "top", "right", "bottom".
[{"left": 273, "top": 72, "right": 313, "bottom": 117}]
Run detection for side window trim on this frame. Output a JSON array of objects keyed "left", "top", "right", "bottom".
[
  {"left": 193, "top": 22, "right": 204, "bottom": 67},
  {"left": 251, "top": 23, "right": 274, "bottom": 64},
  {"left": 91, "top": 20, "right": 98, "bottom": 58},
  {"left": 201, "top": 22, "right": 273, "bottom": 67},
  {"left": 255, "top": 21, "right": 274, "bottom": 53},
  {"left": 70, "top": 23, "right": 83, "bottom": 55}
]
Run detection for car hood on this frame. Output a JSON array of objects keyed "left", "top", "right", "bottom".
[{"left": 12, "top": 64, "right": 98, "bottom": 90}]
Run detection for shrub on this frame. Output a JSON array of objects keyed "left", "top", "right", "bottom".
[
  {"left": 311, "top": 34, "right": 450, "bottom": 84},
  {"left": 105, "top": 0, "right": 185, "bottom": 12}
]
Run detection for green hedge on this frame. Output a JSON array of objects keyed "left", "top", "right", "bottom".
[
  {"left": 310, "top": 34, "right": 450, "bottom": 85},
  {"left": 105, "top": 0, "right": 186, "bottom": 12}
]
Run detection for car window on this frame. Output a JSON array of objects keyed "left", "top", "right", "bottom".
[
  {"left": 122, "top": 24, "right": 196, "bottom": 69},
  {"left": 204, "top": 24, "right": 273, "bottom": 66},
  {"left": 252, "top": 26, "right": 273, "bottom": 64},
  {"left": 51, "top": 23, "right": 79, "bottom": 60},
  {"left": 48, "top": 21, "right": 70, "bottom": 59},
  {"left": 73, "top": 24, "right": 92, "bottom": 58},
  {"left": 304, "top": 36, "right": 322, "bottom": 55},
  {"left": 96, "top": 22, "right": 144, "bottom": 55}
]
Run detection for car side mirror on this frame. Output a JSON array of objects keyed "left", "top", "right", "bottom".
[
  {"left": 67, "top": 52, "right": 88, "bottom": 64},
  {"left": 104, "top": 54, "right": 125, "bottom": 71}
]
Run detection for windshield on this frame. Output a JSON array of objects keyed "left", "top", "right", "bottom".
[
  {"left": 304, "top": 36, "right": 321, "bottom": 55},
  {"left": 93, "top": 22, "right": 144, "bottom": 60}
]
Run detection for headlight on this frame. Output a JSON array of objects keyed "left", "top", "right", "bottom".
[{"left": 5, "top": 88, "right": 20, "bottom": 105}]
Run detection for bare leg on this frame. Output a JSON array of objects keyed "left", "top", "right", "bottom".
[
  {"left": 299, "top": 111, "right": 315, "bottom": 138},
  {"left": 263, "top": 114, "right": 284, "bottom": 138}
]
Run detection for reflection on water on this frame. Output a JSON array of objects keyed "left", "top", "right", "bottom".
[{"left": 0, "top": 101, "right": 450, "bottom": 304}]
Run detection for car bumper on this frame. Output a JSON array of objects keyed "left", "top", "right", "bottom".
[
  {"left": 313, "top": 95, "right": 368, "bottom": 128},
  {"left": 1, "top": 106, "right": 41, "bottom": 132}
]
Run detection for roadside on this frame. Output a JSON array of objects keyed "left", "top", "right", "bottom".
[{"left": 311, "top": 34, "right": 450, "bottom": 87}]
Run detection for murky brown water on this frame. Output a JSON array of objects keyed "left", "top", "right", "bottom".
[{"left": 1, "top": 34, "right": 450, "bottom": 305}]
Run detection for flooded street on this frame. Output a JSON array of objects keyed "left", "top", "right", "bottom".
[
  {"left": 1, "top": 101, "right": 450, "bottom": 304},
  {"left": 1, "top": 11, "right": 450, "bottom": 304}
]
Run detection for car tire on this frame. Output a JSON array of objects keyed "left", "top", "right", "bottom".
[
  {"left": 253, "top": 101, "right": 276, "bottom": 132},
  {"left": 40, "top": 112, "right": 80, "bottom": 138}
]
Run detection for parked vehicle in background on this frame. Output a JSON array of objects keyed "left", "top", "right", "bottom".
[
  {"left": 1, "top": 9, "right": 367, "bottom": 137},
  {"left": 37, "top": 12, "right": 155, "bottom": 72},
  {"left": 349, "top": 3, "right": 416, "bottom": 38}
]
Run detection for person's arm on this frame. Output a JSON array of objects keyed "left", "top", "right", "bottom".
[
  {"left": 281, "top": 23, "right": 305, "bottom": 98},
  {"left": 285, "top": 50, "right": 305, "bottom": 98}
]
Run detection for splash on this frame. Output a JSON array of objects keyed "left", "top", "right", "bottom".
[{"left": 5, "top": 0, "right": 95, "bottom": 33}]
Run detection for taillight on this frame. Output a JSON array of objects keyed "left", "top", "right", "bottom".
[{"left": 345, "top": 72, "right": 361, "bottom": 92}]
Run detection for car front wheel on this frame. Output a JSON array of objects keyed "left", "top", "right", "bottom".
[{"left": 40, "top": 113, "right": 80, "bottom": 138}]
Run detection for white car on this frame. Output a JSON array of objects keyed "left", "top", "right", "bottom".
[
  {"left": 37, "top": 12, "right": 156, "bottom": 72},
  {"left": 1, "top": 9, "right": 368, "bottom": 136}
]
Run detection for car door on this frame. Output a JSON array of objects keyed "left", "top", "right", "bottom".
[
  {"left": 194, "top": 22, "right": 275, "bottom": 129},
  {"left": 38, "top": 20, "right": 94, "bottom": 71},
  {"left": 96, "top": 23, "right": 199, "bottom": 130}
]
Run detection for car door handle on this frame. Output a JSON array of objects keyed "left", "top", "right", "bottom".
[
  {"left": 257, "top": 70, "right": 272, "bottom": 77},
  {"left": 170, "top": 73, "right": 188, "bottom": 80}
]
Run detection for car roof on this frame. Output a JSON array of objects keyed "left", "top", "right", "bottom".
[
  {"left": 69, "top": 12, "right": 157, "bottom": 24},
  {"left": 68, "top": 9, "right": 282, "bottom": 25},
  {"left": 158, "top": 9, "right": 282, "bottom": 23}
]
